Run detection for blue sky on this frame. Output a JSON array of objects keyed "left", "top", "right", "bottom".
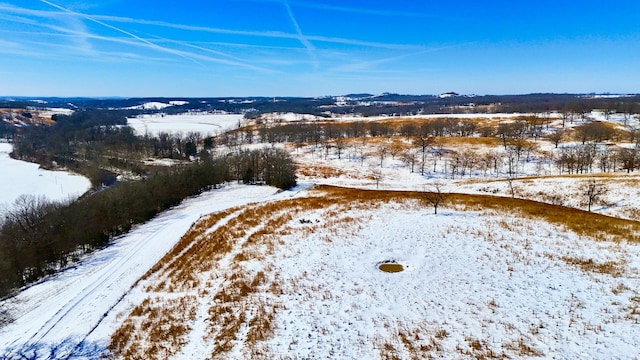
[{"left": 0, "top": 0, "right": 639, "bottom": 97}]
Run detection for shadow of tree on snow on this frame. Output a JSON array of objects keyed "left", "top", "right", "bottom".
[{"left": 0, "top": 338, "right": 108, "bottom": 360}]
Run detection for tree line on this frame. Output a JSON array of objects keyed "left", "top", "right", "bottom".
[
  {"left": 0, "top": 147, "right": 296, "bottom": 298},
  {"left": 1, "top": 109, "right": 297, "bottom": 298},
  {"left": 231, "top": 114, "right": 640, "bottom": 178},
  {"left": 10, "top": 93, "right": 640, "bottom": 119}
]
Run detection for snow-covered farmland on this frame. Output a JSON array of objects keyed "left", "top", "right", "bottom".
[
  {"left": 0, "top": 143, "right": 90, "bottom": 211},
  {"left": 127, "top": 113, "right": 244, "bottom": 137}
]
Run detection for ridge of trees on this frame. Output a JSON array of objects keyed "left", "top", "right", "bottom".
[{"left": 0, "top": 148, "right": 296, "bottom": 298}]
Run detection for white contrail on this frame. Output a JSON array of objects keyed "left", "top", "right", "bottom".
[
  {"left": 39, "top": 0, "right": 205, "bottom": 66},
  {"left": 283, "top": 0, "right": 318, "bottom": 68},
  {"left": 1, "top": 2, "right": 424, "bottom": 51}
]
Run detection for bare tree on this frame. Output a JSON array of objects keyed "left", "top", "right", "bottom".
[
  {"left": 377, "top": 144, "right": 388, "bottom": 167},
  {"left": 370, "top": 167, "right": 384, "bottom": 189},
  {"left": 413, "top": 135, "right": 435, "bottom": 175},
  {"left": 423, "top": 182, "right": 448, "bottom": 214},
  {"left": 334, "top": 136, "right": 346, "bottom": 160},
  {"left": 560, "top": 110, "right": 573, "bottom": 128},
  {"left": 506, "top": 177, "right": 517, "bottom": 199},
  {"left": 388, "top": 140, "right": 404, "bottom": 160},
  {"left": 401, "top": 148, "right": 419, "bottom": 173},
  {"left": 546, "top": 129, "right": 565, "bottom": 148},
  {"left": 581, "top": 179, "right": 608, "bottom": 212}
]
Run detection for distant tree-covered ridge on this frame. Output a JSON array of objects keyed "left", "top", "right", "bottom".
[{"left": 4, "top": 93, "right": 640, "bottom": 119}]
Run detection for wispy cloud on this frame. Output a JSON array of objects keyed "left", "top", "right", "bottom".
[
  {"left": 0, "top": 28, "right": 174, "bottom": 63},
  {"left": 227, "top": 0, "right": 452, "bottom": 19},
  {"left": 0, "top": 2, "right": 425, "bottom": 51},
  {"left": 39, "top": 0, "right": 207, "bottom": 66},
  {"left": 282, "top": 0, "right": 318, "bottom": 69},
  {"left": 139, "top": 33, "right": 276, "bottom": 73},
  {"left": 0, "top": 0, "right": 438, "bottom": 81},
  {"left": 0, "top": 19, "right": 274, "bottom": 72},
  {"left": 3, "top": 0, "right": 272, "bottom": 72},
  {"left": 289, "top": 0, "right": 430, "bottom": 18},
  {"left": 50, "top": 9, "right": 423, "bottom": 51},
  {"left": 329, "top": 43, "right": 473, "bottom": 73}
]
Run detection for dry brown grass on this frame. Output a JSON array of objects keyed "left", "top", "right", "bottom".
[
  {"left": 309, "top": 185, "right": 640, "bottom": 243},
  {"left": 502, "top": 338, "right": 544, "bottom": 357},
  {"left": 378, "top": 341, "right": 401, "bottom": 360},
  {"left": 112, "top": 192, "right": 357, "bottom": 359},
  {"left": 109, "top": 295, "right": 197, "bottom": 359},
  {"left": 374, "top": 116, "right": 507, "bottom": 130},
  {"left": 296, "top": 163, "right": 346, "bottom": 178},
  {"left": 444, "top": 191, "right": 640, "bottom": 243},
  {"left": 434, "top": 136, "right": 501, "bottom": 147},
  {"left": 561, "top": 256, "right": 626, "bottom": 277},
  {"left": 111, "top": 184, "right": 640, "bottom": 358},
  {"left": 461, "top": 337, "right": 508, "bottom": 359}
]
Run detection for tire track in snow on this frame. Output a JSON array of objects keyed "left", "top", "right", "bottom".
[
  {"left": 18, "top": 219, "right": 175, "bottom": 358},
  {"left": 0, "top": 185, "right": 302, "bottom": 359}
]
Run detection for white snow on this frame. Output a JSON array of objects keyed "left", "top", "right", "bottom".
[
  {"left": 327, "top": 113, "right": 538, "bottom": 122},
  {"left": 257, "top": 204, "right": 640, "bottom": 358},
  {"left": 0, "top": 184, "right": 297, "bottom": 359},
  {"left": 0, "top": 143, "right": 91, "bottom": 212},
  {"left": 127, "top": 113, "right": 244, "bottom": 136},
  {"left": 126, "top": 102, "right": 173, "bottom": 110},
  {"left": 261, "top": 112, "right": 320, "bottom": 122},
  {"left": 38, "top": 108, "right": 74, "bottom": 118},
  {"left": 3, "top": 111, "right": 640, "bottom": 359},
  {"left": 90, "top": 190, "right": 640, "bottom": 359}
]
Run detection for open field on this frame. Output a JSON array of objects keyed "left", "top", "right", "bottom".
[
  {"left": 0, "top": 143, "right": 90, "bottom": 210},
  {"left": 106, "top": 186, "right": 640, "bottom": 359},
  {"left": 127, "top": 113, "right": 244, "bottom": 137}
]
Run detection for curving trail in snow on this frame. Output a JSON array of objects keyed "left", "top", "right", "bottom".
[{"left": 0, "top": 184, "right": 301, "bottom": 359}]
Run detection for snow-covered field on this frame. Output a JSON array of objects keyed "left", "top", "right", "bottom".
[
  {"left": 127, "top": 113, "right": 244, "bottom": 136},
  {"left": 2, "top": 112, "right": 640, "bottom": 359},
  {"left": 98, "top": 187, "right": 640, "bottom": 359},
  {"left": 0, "top": 184, "right": 300, "bottom": 359},
  {"left": 0, "top": 143, "right": 91, "bottom": 212}
]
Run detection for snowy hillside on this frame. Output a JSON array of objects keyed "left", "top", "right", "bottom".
[
  {"left": 127, "top": 113, "right": 244, "bottom": 136},
  {"left": 103, "top": 187, "right": 640, "bottom": 359},
  {"left": 0, "top": 185, "right": 299, "bottom": 359},
  {"left": 3, "top": 111, "right": 640, "bottom": 359}
]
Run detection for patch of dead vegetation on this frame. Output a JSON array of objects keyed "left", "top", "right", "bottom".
[
  {"left": 502, "top": 338, "right": 544, "bottom": 357},
  {"left": 111, "top": 189, "right": 375, "bottom": 359},
  {"left": 560, "top": 256, "right": 627, "bottom": 277},
  {"left": 434, "top": 136, "right": 501, "bottom": 148},
  {"left": 296, "top": 163, "right": 346, "bottom": 178},
  {"left": 109, "top": 295, "right": 198, "bottom": 359},
  {"left": 460, "top": 337, "right": 509, "bottom": 359}
]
